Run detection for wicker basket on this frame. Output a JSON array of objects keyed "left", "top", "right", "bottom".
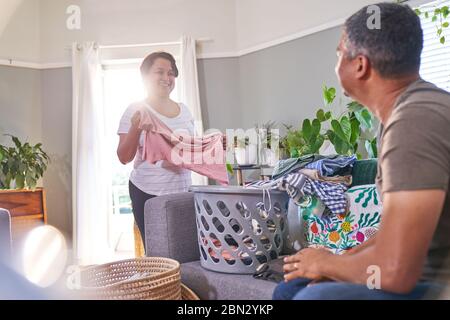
[
  {"left": 181, "top": 284, "right": 200, "bottom": 300},
  {"left": 68, "top": 257, "right": 184, "bottom": 300}
]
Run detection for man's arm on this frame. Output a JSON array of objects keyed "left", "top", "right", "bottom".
[
  {"left": 346, "top": 234, "right": 377, "bottom": 255},
  {"left": 284, "top": 189, "right": 445, "bottom": 294}
]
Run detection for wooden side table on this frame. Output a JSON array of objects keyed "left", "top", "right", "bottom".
[
  {"left": 0, "top": 188, "right": 47, "bottom": 250},
  {"left": 233, "top": 165, "right": 260, "bottom": 186},
  {"left": 233, "top": 165, "right": 274, "bottom": 186}
]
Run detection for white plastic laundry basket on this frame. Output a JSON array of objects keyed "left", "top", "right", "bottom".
[{"left": 190, "top": 186, "right": 289, "bottom": 274}]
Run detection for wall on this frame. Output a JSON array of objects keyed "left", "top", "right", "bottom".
[
  {"left": 40, "top": 68, "right": 72, "bottom": 238},
  {"left": 235, "top": 0, "right": 380, "bottom": 52},
  {"left": 0, "top": 65, "right": 41, "bottom": 143},
  {"left": 0, "top": 65, "right": 72, "bottom": 237},
  {"left": 238, "top": 26, "right": 346, "bottom": 130},
  {"left": 197, "top": 57, "right": 241, "bottom": 131},
  {"left": 0, "top": 0, "right": 40, "bottom": 63},
  {"left": 39, "top": 0, "right": 237, "bottom": 64}
]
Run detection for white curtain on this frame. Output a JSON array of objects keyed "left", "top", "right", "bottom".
[
  {"left": 180, "top": 35, "right": 208, "bottom": 186},
  {"left": 72, "top": 42, "right": 113, "bottom": 265}
]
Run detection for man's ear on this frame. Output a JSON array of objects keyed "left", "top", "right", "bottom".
[{"left": 355, "top": 55, "right": 371, "bottom": 80}]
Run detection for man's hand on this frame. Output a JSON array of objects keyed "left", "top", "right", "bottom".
[{"left": 283, "top": 248, "right": 332, "bottom": 282}]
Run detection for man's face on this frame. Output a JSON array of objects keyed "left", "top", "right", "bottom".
[{"left": 335, "top": 33, "right": 355, "bottom": 99}]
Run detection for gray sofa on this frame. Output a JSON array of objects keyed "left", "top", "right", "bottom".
[
  {"left": 143, "top": 160, "right": 380, "bottom": 300},
  {"left": 144, "top": 192, "right": 277, "bottom": 300}
]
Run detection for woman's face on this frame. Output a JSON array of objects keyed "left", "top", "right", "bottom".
[{"left": 144, "top": 58, "right": 176, "bottom": 97}]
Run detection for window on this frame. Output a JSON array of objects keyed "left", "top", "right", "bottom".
[
  {"left": 418, "top": 0, "right": 450, "bottom": 92},
  {"left": 102, "top": 60, "right": 180, "bottom": 258}
]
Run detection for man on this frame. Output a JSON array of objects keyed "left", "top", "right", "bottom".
[{"left": 273, "top": 2, "right": 450, "bottom": 300}]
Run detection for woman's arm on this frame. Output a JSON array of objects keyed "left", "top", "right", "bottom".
[{"left": 117, "top": 111, "right": 142, "bottom": 164}]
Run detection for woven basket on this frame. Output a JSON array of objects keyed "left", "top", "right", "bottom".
[
  {"left": 181, "top": 284, "right": 200, "bottom": 300},
  {"left": 68, "top": 257, "right": 183, "bottom": 300}
]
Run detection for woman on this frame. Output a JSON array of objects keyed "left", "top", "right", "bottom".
[{"left": 116, "top": 52, "right": 195, "bottom": 247}]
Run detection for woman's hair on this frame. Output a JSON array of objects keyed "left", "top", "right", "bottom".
[{"left": 140, "top": 51, "right": 179, "bottom": 78}]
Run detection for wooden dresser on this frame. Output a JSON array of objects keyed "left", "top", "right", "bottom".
[{"left": 0, "top": 188, "right": 47, "bottom": 249}]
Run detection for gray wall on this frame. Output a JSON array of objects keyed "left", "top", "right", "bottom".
[
  {"left": 0, "top": 65, "right": 42, "bottom": 144},
  {"left": 197, "top": 57, "right": 242, "bottom": 131},
  {"left": 239, "top": 26, "right": 344, "bottom": 130},
  {"left": 0, "top": 65, "right": 73, "bottom": 239},
  {"left": 41, "top": 68, "right": 72, "bottom": 239},
  {"left": 0, "top": 25, "right": 345, "bottom": 242}
]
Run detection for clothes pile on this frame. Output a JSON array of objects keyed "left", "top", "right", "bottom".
[{"left": 246, "top": 154, "right": 357, "bottom": 216}]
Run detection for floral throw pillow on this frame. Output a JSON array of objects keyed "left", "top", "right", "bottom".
[{"left": 302, "top": 184, "right": 382, "bottom": 254}]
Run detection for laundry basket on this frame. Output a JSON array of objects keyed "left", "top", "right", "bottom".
[
  {"left": 190, "top": 186, "right": 289, "bottom": 274},
  {"left": 67, "top": 257, "right": 182, "bottom": 300}
]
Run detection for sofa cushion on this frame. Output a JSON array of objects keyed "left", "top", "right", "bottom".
[
  {"left": 303, "top": 184, "right": 382, "bottom": 254},
  {"left": 351, "top": 159, "right": 378, "bottom": 187},
  {"left": 181, "top": 261, "right": 277, "bottom": 300},
  {"left": 145, "top": 192, "right": 200, "bottom": 264}
]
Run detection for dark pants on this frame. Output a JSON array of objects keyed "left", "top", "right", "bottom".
[
  {"left": 272, "top": 278, "right": 445, "bottom": 300},
  {"left": 128, "top": 181, "right": 156, "bottom": 252}
]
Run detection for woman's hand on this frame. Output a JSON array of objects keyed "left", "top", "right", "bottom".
[
  {"left": 131, "top": 111, "right": 141, "bottom": 129},
  {"left": 131, "top": 111, "right": 153, "bottom": 131}
]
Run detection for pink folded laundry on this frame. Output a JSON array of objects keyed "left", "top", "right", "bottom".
[{"left": 139, "top": 108, "right": 229, "bottom": 185}]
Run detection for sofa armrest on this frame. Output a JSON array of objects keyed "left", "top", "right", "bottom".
[
  {"left": 144, "top": 192, "right": 200, "bottom": 264},
  {"left": 0, "top": 209, "right": 12, "bottom": 261}
]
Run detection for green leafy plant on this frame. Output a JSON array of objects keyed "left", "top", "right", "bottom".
[
  {"left": 0, "top": 135, "right": 50, "bottom": 190},
  {"left": 414, "top": 2, "right": 449, "bottom": 44},
  {"left": 281, "top": 85, "right": 377, "bottom": 159},
  {"left": 324, "top": 87, "right": 377, "bottom": 158},
  {"left": 282, "top": 118, "right": 326, "bottom": 158}
]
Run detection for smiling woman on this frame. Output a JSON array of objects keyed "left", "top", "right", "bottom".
[{"left": 116, "top": 51, "right": 195, "bottom": 250}]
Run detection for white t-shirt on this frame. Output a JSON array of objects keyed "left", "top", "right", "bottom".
[{"left": 117, "top": 101, "right": 195, "bottom": 196}]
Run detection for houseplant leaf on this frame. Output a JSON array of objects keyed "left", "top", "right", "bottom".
[
  {"left": 302, "top": 119, "right": 312, "bottom": 142},
  {"left": 328, "top": 130, "right": 350, "bottom": 155},
  {"left": 347, "top": 101, "right": 364, "bottom": 113},
  {"left": 340, "top": 116, "right": 352, "bottom": 141},
  {"left": 354, "top": 108, "right": 373, "bottom": 130},
  {"left": 16, "top": 174, "right": 25, "bottom": 189},
  {"left": 316, "top": 109, "right": 326, "bottom": 122},
  {"left": 323, "top": 86, "right": 336, "bottom": 106},
  {"left": 311, "top": 119, "right": 321, "bottom": 138},
  {"left": 365, "top": 138, "right": 378, "bottom": 158},
  {"left": 331, "top": 120, "right": 348, "bottom": 143},
  {"left": 350, "top": 117, "right": 361, "bottom": 145}
]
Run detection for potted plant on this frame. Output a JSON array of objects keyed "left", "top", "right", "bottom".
[
  {"left": 233, "top": 136, "right": 258, "bottom": 166},
  {"left": 0, "top": 135, "right": 49, "bottom": 190},
  {"left": 279, "top": 85, "right": 378, "bottom": 159},
  {"left": 0, "top": 135, "right": 50, "bottom": 247},
  {"left": 255, "top": 121, "right": 281, "bottom": 166}
]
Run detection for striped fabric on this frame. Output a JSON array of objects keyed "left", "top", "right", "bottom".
[
  {"left": 279, "top": 173, "right": 349, "bottom": 215},
  {"left": 246, "top": 173, "right": 349, "bottom": 215}
]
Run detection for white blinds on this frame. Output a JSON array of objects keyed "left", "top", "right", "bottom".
[{"left": 418, "top": 0, "right": 450, "bottom": 92}]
